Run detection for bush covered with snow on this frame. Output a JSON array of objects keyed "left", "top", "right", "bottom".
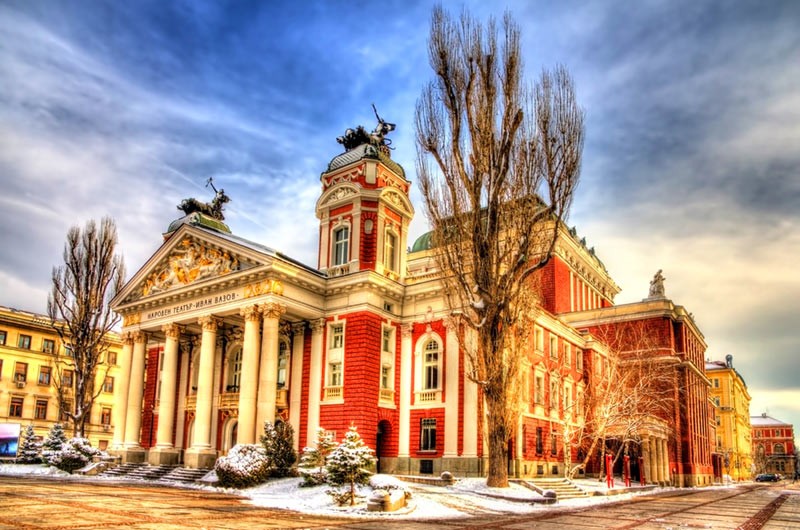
[
  {"left": 369, "top": 474, "right": 411, "bottom": 500},
  {"left": 215, "top": 444, "right": 270, "bottom": 489},
  {"left": 325, "top": 425, "right": 375, "bottom": 506},
  {"left": 299, "top": 427, "right": 336, "bottom": 487},
  {"left": 43, "top": 437, "right": 103, "bottom": 473}
]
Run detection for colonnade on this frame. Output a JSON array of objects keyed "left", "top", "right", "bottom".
[
  {"left": 112, "top": 302, "right": 294, "bottom": 468},
  {"left": 640, "top": 436, "right": 671, "bottom": 485}
]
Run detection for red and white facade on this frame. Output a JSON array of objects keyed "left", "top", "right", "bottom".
[{"left": 110, "top": 139, "right": 714, "bottom": 485}]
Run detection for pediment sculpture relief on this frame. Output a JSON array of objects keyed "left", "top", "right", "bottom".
[{"left": 142, "top": 239, "right": 240, "bottom": 296}]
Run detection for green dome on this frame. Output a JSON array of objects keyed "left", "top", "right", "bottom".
[{"left": 410, "top": 231, "right": 434, "bottom": 252}]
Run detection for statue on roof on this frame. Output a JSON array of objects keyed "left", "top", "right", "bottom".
[
  {"left": 337, "top": 104, "right": 396, "bottom": 151},
  {"left": 177, "top": 177, "right": 230, "bottom": 221},
  {"left": 648, "top": 269, "right": 666, "bottom": 298}
]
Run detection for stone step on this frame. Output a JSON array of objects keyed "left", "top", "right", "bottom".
[{"left": 160, "top": 467, "right": 210, "bottom": 484}]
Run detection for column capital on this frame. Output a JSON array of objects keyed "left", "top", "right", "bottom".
[
  {"left": 121, "top": 332, "right": 135, "bottom": 346},
  {"left": 240, "top": 304, "right": 261, "bottom": 322},
  {"left": 401, "top": 323, "right": 413, "bottom": 338},
  {"left": 291, "top": 322, "right": 307, "bottom": 335},
  {"left": 259, "top": 302, "right": 286, "bottom": 320},
  {"left": 310, "top": 318, "right": 326, "bottom": 333},
  {"left": 198, "top": 316, "right": 221, "bottom": 332},
  {"left": 162, "top": 323, "right": 181, "bottom": 339},
  {"left": 132, "top": 330, "right": 147, "bottom": 344}
]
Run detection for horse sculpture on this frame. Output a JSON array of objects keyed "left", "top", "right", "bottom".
[
  {"left": 337, "top": 104, "right": 396, "bottom": 151},
  {"left": 177, "top": 178, "right": 231, "bottom": 221}
]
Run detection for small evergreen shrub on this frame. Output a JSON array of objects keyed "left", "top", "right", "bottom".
[
  {"left": 326, "top": 425, "right": 375, "bottom": 506},
  {"left": 44, "top": 437, "right": 102, "bottom": 473},
  {"left": 215, "top": 444, "right": 270, "bottom": 489},
  {"left": 299, "top": 427, "right": 336, "bottom": 487},
  {"left": 261, "top": 421, "right": 297, "bottom": 477},
  {"left": 17, "top": 424, "right": 42, "bottom": 464}
]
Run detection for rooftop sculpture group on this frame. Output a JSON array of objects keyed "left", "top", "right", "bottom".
[
  {"left": 177, "top": 177, "right": 230, "bottom": 221},
  {"left": 336, "top": 104, "right": 396, "bottom": 151}
]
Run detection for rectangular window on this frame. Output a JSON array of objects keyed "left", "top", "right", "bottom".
[
  {"left": 535, "top": 375, "right": 544, "bottom": 404},
  {"left": 0, "top": 359, "right": 3, "bottom": 379},
  {"left": 42, "top": 339, "right": 55, "bottom": 354},
  {"left": 563, "top": 343, "right": 571, "bottom": 367},
  {"left": 381, "top": 365, "right": 391, "bottom": 389},
  {"left": 564, "top": 384, "right": 571, "bottom": 411},
  {"left": 60, "top": 400, "right": 72, "bottom": 421},
  {"left": 328, "top": 363, "right": 342, "bottom": 387},
  {"left": 35, "top": 399, "right": 48, "bottom": 420},
  {"left": 108, "top": 352, "right": 117, "bottom": 365},
  {"left": 536, "top": 427, "right": 543, "bottom": 454},
  {"left": 9, "top": 397, "right": 23, "bottom": 417},
  {"left": 714, "top": 378, "right": 719, "bottom": 388},
  {"left": 333, "top": 226, "right": 350, "bottom": 266},
  {"left": 103, "top": 376, "right": 114, "bottom": 393},
  {"left": 14, "top": 362, "right": 27, "bottom": 382},
  {"left": 62, "top": 369, "right": 74, "bottom": 388},
  {"left": 101, "top": 407, "right": 112, "bottom": 426},
  {"left": 549, "top": 335, "right": 558, "bottom": 360},
  {"left": 551, "top": 432, "right": 558, "bottom": 455},
  {"left": 550, "top": 380, "right": 559, "bottom": 410},
  {"left": 420, "top": 418, "right": 436, "bottom": 451},
  {"left": 330, "top": 324, "right": 344, "bottom": 350},
  {"left": 576, "top": 349, "right": 583, "bottom": 371},
  {"left": 384, "top": 231, "right": 397, "bottom": 272},
  {"left": 382, "top": 327, "right": 393, "bottom": 353},
  {"left": 534, "top": 327, "right": 543, "bottom": 352},
  {"left": 18, "top": 334, "right": 32, "bottom": 349},
  {"left": 0, "top": 330, "right": 6, "bottom": 345},
  {"left": 38, "top": 366, "right": 51, "bottom": 386}
]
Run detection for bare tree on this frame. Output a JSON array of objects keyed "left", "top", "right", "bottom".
[
  {"left": 48, "top": 217, "right": 125, "bottom": 437},
  {"left": 415, "top": 6, "right": 584, "bottom": 487}
]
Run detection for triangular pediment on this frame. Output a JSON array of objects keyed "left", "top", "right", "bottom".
[{"left": 113, "top": 225, "right": 267, "bottom": 308}]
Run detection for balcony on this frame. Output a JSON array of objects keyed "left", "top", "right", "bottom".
[
  {"left": 379, "top": 388, "right": 395, "bottom": 403},
  {"left": 416, "top": 390, "right": 440, "bottom": 403},
  {"left": 219, "top": 392, "right": 239, "bottom": 411},
  {"left": 185, "top": 394, "right": 196, "bottom": 411},
  {"left": 276, "top": 388, "right": 288, "bottom": 408},
  {"left": 324, "top": 386, "right": 343, "bottom": 400}
]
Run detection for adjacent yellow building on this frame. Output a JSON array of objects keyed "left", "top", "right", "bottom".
[
  {"left": 0, "top": 305, "right": 123, "bottom": 452},
  {"left": 706, "top": 354, "right": 752, "bottom": 481}
]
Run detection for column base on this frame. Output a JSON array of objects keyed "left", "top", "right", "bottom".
[
  {"left": 148, "top": 448, "right": 182, "bottom": 466},
  {"left": 109, "top": 447, "right": 147, "bottom": 464},
  {"left": 184, "top": 447, "right": 218, "bottom": 469}
]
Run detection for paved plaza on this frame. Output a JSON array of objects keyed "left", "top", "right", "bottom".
[{"left": 0, "top": 476, "right": 799, "bottom": 529}]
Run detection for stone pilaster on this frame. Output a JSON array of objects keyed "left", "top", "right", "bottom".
[
  {"left": 150, "top": 323, "right": 181, "bottom": 465},
  {"left": 237, "top": 305, "right": 261, "bottom": 444},
  {"left": 398, "top": 323, "right": 413, "bottom": 458},
  {"left": 111, "top": 332, "right": 134, "bottom": 450},
  {"left": 289, "top": 322, "right": 306, "bottom": 450},
  {"left": 256, "top": 302, "right": 285, "bottom": 429},
  {"left": 185, "top": 316, "right": 220, "bottom": 469},
  {"left": 121, "top": 331, "right": 147, "bottom": 463},
  {"left": 306, "top": 319, "right": 325, "bottom": 445}
]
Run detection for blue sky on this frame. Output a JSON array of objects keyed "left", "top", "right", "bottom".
[{"left": 1, "top": 1, "right": 799, "bottom": 437}]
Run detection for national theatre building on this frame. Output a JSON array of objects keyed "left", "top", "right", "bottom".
[{"left": 110, "top": 119, "right": 714, "bottom": 486}]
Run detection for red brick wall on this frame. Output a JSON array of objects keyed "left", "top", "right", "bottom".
[{"left": 410, "top": 407, "right": 446, "bottom": 458}]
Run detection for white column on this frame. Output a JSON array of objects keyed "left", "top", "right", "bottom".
[
  {"left": 237, "top": 305, "right": 261, "bottom": 444},
  {"left": 256, "top": 302, "right": 285, "bottom": 431},
  {"left": 662, "top": 439, "right": 671, "bottom": 484},
  {"left": 641, "top": 437, "right": 651, "bottom": 484},
  {"left": 111, "top": 333, "right": 133, "bottom": 449},
  {"left": 191, "top": 316, "right": 219, "bottom": 450},
  {"left": 398, "top": 324, "right": 413, "bottom": 458},
  {"left": 462, "top": 328, "right": 478, "bottom": 457},
  {"left": 123, "top": 331, "right": 147, "bottom": 448},
  {"left": 655, "top": 437, "right": 664, "bottom": 483},
  {"left": 443, "top": 321, "right": 459, "bottom": 457},
  {"left": 289, "top": 322, "right": 306, "bottom": 451},
  {"left": 155, "top": 323, "right": 180, "bottom": 448},
  {"left": 306, "top": 319, "right": 325, "bottom": 444}
]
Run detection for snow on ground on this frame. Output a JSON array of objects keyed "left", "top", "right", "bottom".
[{"left": 0, "top": 463, "right": 688, "bottom": 520}]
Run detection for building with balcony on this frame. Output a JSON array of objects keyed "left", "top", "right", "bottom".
[
  {"left": 706, "top": 355, "right": 752, "bottom": 481},
  {"left": 0, "top": 305, "right": 123, "bottom": 452},
  {"left": 109, "top": 120, "right": 714, "bottom": 486}
]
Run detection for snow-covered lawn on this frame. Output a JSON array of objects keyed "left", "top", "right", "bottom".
[{"left": 0, "top": 463, "right": 677, "bottom": 520}]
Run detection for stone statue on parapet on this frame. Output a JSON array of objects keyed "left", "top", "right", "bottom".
[
  {"left": 177, "top": 177, "right": 230, "bottom": 221},
  {"left": 337, "top": 104, "right": 396, "bottom": 151},
  {"left": 648, "top": 269, "right": 666, "bottom": 298}
]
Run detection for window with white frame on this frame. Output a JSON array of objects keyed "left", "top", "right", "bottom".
[
  {"left": 328, "top": 362, "right": 342, "bottom": 387},
  {"left": 563, "top": 382, "right": 571, "bottom": 412},
  {"left": 382, "top": 327, "right": 394, "bottom": 353},
  {"left": 576, "top": 349, "right": 583, "bottom": 371},
  {"left": 550, "top": 379, "right": 558, "bottom": 410},
  {"left": 332, "top": 226, "right": 350, "bottom": 266},
  {"left": 563, "top": 343, "right": 571, "bottom": 367},
  {"left": 420, "top": 418, "right": 436, "bottom": 451},
  {"left": 422, "top": 340, "right": 439, "bottom": 390},
  {"left": 330, "top": 324, "right": 344, "bottom": 350},
  {"left": 381, "top": 365, "right": 391, "bottom": 390},
  {"left": 549, "top": 335, "right": 558, "bottom": 360},
  {"left": 278, "top": 339, "right": 289, "bottom": 387},
  {"left": 384, "top": 230, "right": 398, "bottom": 272},
  {"left": 227, "top": 347, "right": 242, "bottom": 392},
  {"left": 535, "top": 375, "right": 544, "bottom": 404},
  {"left": 534, "top": 327, "right": 543, "bottom": 352}
]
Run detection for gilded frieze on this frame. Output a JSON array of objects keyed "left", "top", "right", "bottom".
[{"left": 142, "top": 239, "right": 240, "bottom": 296}]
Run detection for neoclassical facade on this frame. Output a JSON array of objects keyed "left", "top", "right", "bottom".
[{"left": 109, "top": 131, "right": 713, "bottom": 486}]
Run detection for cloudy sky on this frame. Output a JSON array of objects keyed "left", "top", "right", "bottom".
[{"left": 1, "top": 1, "right": 798, "bottom": 436}]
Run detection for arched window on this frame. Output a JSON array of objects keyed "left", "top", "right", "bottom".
[
  {"left": 227, "top": 347, "right": 242, "bottom": 392},
  {"left": 423, "top": 340, "right": 439, "bottom": 390},
  {"left": 384, "top": 230, "right": 397, "bottom": 272},
  {"left": 333, "top": 226, "right": 349, "bottom": 266},
  {"left": 774, "top": 443, "right": 785, "bottom": 455}
]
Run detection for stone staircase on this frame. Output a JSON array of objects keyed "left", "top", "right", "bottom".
[
  {"left": 159, "top": 467, "right": 211, "bottom": 484},
  {"left": 100, "top": 462, "right": 146, "bottom": 478},
  {"left": 522, "top": 478, "right": 589, "bottom": 500},
  {"left": 126, "top": 464, "right": 178, "bottom": 481}
]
